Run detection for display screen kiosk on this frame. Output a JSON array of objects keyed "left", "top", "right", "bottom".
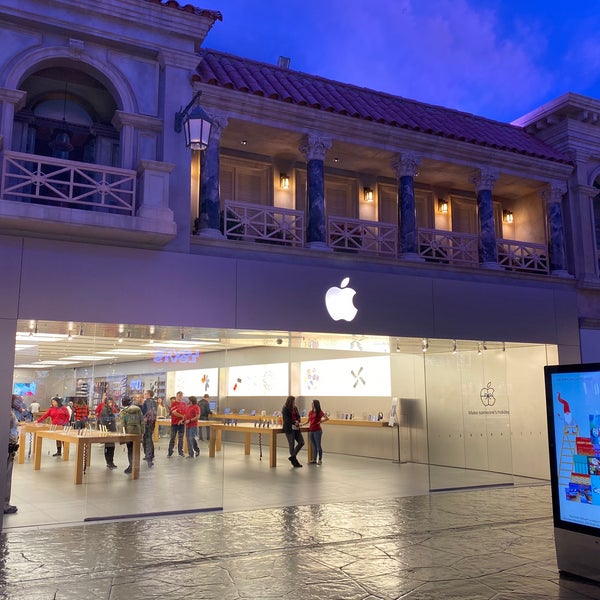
[{"left": 545, "top": 362, "right": 600, "bottom": 582}]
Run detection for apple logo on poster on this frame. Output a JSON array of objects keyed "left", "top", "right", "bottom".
[
  {"left": 480, "top": 382, "right": 496, "bottom": 407},
  {"left": 325, "top": 277, "right": 358, "bottom": 322}
]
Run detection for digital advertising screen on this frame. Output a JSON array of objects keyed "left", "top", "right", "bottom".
[
  {"left": 545, "top": 363, "right": 600, "bottom": 536},
  {"left": 13, "top": 382, "right": 37, "bottom": 396}
]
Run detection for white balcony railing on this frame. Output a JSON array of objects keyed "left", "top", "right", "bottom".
[
  {"left": 418, "top": 228, "right": 479, "bottom": 266},
  {"left": 328, "top": 216, "right": 397, "bottom": 257},
  {"left": 223, "top": 200, "right": 305, "bottom": 246},
  {"left": 1, "top": 150, "right": 136, "bottom": 215},
  {"left": 497, "top": 238, "right": 549, "bottom": 274}
]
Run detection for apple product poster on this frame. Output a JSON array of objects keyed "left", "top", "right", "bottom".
[
  {"left": 228, "top": 363, "right": 288, "bottom": 396},
  {"left": 300, "top": 356, "right": 391, "bottom": 396},
  {"left": 549, "top": 370, "right": 600, "bottom": 529},
  {"left": 174, "top": 368, "right": 218, "bottom": 397}
]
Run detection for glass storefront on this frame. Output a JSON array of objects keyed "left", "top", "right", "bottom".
[{"left": 11, "top": 320, "right": 556, "bottom": 528}]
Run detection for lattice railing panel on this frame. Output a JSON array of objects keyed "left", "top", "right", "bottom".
[
  {"left": 497, "top": 238, "right": 549, "bottom": 274},
  {"left": 1, "top": 151, "right": 136, "bottom": 214},
  {"left": 328, "top": 216, "right": 397, "bottom": 257},
  {"left": 418, "top": 228, "right": 479, "bottom": 266},
  {"left": 223, "top": 200, "right": 305, "bottom": 246}
]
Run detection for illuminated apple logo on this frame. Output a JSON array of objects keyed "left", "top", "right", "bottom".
[{"left": 325, "top": 277, "right": 358, "bottom": 322}]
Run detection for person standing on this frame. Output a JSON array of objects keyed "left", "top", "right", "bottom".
[
  {"left": 5, "top": 396, "right": 22, "bottom": 514},
  {"left": 282, "top": 395, "right": 304, "bottom": 468},
  {"left": 184, "top": 396, "right": 200, "bottom": 458},
  {"left": 141, "top": 390, "right": 157, "bottom": 467},
  {"left": 95, "top": 392, "right": 108, "bottom": 427},
  {"left": 72, "top": 397, "right": 89, "bottom": 429},
  {"left": 167, "top": 392, "right": 186, "bottom": 457},
  {"left": 36, "top": 397, "right": 70, "bottom": 456},
  {"left": 156, "top": 396, "right": 168, "bottom": 437},
  {"left": 99, "top": 398, "right": 118, "bottom": 469},
  {"left": 120, "top": 396, "right": 144, "bottom": 475},
  {"left": 28, "top": 399, "right": 40, "bottom": 414},
  {"left": 307, "top": 399, "right": 329, "bottom": 464},
  {"left": 198, "top": 394, "right": 212, "bottom": 441}
]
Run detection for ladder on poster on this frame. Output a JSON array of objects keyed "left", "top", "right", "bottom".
[{"left": 559, "top": 424, "right": 579, "bottom": 488}]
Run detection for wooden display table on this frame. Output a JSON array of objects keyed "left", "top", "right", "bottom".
[
  {"left": 212, "top": 413, "right": 283, "bottom": 425},
  {"left": 324, "top": 419, "right": 390, "bottom": 427},
  {"left": 209, "top": 423, "right": 310, "bottom": 467},
  {"left": 17, "top": 422, "right": 51, "bottom": 464},
  {"left": 33, "top": 429, "right": 142, "bottom": 484},
  {"left": 152, "top": 419, "right": 212, "bottom": 453}
]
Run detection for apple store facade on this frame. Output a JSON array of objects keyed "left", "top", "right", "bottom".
[{"left": 2, "top": 236, "right": 578, "bottom": 525}]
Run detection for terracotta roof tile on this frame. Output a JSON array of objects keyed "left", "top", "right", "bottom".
[
  {"left": 195, "top": 50, "right": 570, "bottom": 164},
  {"left": 143, "top": 0, "right": 222, "bottom": 20}
]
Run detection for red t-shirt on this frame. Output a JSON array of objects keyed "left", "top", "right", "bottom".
[
  {"left": 170, "top": 400, "right": 187, "bottom": 425},
  {"left": 184, "top": 404, "right": 200, "bottom": 429},
  {"left": 307, "top": 409, "right": 324, "bottom": 432}
]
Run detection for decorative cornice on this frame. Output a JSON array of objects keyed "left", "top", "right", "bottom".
[{"left": 112, "top": 111, "right": 163, "bottom": 132}]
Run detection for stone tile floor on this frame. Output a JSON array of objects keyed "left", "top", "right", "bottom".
[{"left": 2, "top": 484, "right": 600, "bottom": 599}]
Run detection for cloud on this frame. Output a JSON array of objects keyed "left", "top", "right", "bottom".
[{"left": 299, "top": 0, "right": 555, "bottom": 120}]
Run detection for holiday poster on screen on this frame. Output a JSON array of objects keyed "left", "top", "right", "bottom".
[{"left": 551, "top": 371, "right": 600, "bottom": 529}]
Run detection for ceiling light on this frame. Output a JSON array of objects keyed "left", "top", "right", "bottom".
[{"left": 98, "top": 349, "right": 151, "bottom": 356}]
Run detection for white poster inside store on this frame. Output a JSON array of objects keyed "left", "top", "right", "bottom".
[
  {"left": 300, "top": 356, "right": 391, "bottom": 397},
  {"left": 174, "top": 368, "right": 218, "bottom": 397},
  {"left": 228, "top": 363, "right": 289, "bottom": 396}
]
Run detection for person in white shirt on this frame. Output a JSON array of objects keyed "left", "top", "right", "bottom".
[{"left": 29, "top": 400, "right": 40, "bottom": 413}]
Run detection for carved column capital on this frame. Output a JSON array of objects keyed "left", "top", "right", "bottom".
[
  {"left": 540, "top": 182, "right": 567, "bottom": 205},
  {"left": 470, "top": 168, "right": 499, "bottom": 192},
  {"left": 209, "top": 112, "right": 228, "bottom": 140},
  {"left": 391, "top": 153, "right": 421, "bottom": 177},
  {"left": 299, "top": 134, "right": 332, "bottom": 161}
]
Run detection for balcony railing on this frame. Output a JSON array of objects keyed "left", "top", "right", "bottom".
[
  {"left": 418, "top": 228, "right": 479, "bottom": 266},
  {"left": 328, "top": 216, "right": 397, "bottom": 257},
  {"left": 497, "top": 238, "right": 549, "bottom": 274},
  {"left": 223, "top": 200, "right": 305, "bottom": 246},
  {"left": 1, "top": 150, "right": 136, "bottom": 215}
]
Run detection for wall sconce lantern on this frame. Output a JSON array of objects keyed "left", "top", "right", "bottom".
[
  {"left": 280, "top": 173, "right": 290, "bottom": 190},
  {"left": 363, "top": 187, "right": 373, "bottom": 202},
  {"left": 174, "top": 90, "right": 213, "bottom": 151},
  {"left": 503, "top": 210, "right": 514, "bottom": 223},
  {"left": 438, "top": 199, "right": 449, "bottom": 213}
]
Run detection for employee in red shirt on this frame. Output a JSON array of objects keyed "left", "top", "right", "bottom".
[
  {"left": 167, "top": 391, "right": 187, "bottom": 457},
  {"left": 37, "top": 397, "right": 70, "bottom": 456},
  {"left": 184, "top": 396, "right": 200, "bottom": 458}
]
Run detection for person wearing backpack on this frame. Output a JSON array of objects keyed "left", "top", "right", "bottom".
[
  {"left": 198, "top": 394, "right": 212, "bottom": 441},
  {"left": 141, "top": 390, "right": 157, "bottom": 467},
  {"left": 120, "top": 396, "right": 145, "bottom": 474}
]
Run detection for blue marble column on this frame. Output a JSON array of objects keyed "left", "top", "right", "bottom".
[
  {"left": 197, "top": 114, "right": 227, "bottom": 238},
  {"left": 392, "top": 153, "right": 421, "bottom": 259},
  {"left": 542, "top": 184, "right": 571, "bottom": 277},
  {"left": 471, "top": 169, "right": 500, "bottom": 268},
  {"left": 300, "top": 134, "right": 332, "bottom": 249}
]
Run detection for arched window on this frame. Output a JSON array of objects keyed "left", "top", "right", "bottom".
[{"left": 13, "top": 66, "right": 119, "bottom": 167}]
